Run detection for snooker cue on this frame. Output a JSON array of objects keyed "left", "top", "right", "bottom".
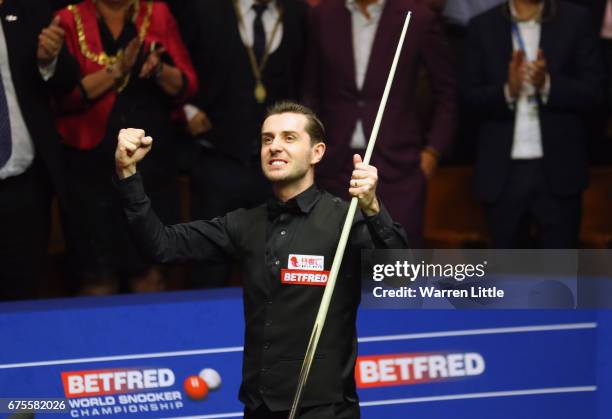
[{"left": 287, "top": 11, "right": 413, "bottom": 419}]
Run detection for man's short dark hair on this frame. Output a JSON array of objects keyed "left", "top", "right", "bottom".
[{"left": 265, "top": 101, "right": 325, "bottom": 145}]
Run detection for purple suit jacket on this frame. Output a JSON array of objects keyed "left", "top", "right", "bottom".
[{"left": 303, "top": 0, "right": 457, "bottom": 182}]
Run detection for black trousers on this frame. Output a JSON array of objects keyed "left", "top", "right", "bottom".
[
  {"left": 485, "top": 159, "right": 581, "bottom": 249},
  {"left": 0, "top": 162, "right": 52, "bottom": 300},
  {"left": 244, "top": 401, "right": 360, "bottom": 419},
  {"left": 189, "top": 147, "right": 271, "bottom": 288}
]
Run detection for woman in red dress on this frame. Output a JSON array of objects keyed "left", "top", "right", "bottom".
[{"left": 55, "top": 0, "right": 198, "bottom": 294}]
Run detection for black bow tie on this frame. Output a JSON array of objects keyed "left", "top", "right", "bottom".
[{"left": 267, "top": 199, "right": 301, "bottom": 220}]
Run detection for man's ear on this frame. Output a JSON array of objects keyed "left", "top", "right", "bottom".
[{"left": 310, "top": 142, "right": 326, "bottom": 165}]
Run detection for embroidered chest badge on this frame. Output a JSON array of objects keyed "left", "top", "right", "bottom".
[{"left": 281, "top": 254, "right": 329, "bottom": 286}]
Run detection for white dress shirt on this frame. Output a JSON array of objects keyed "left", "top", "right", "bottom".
[
  {"left": 346, "top": 0, "right": 385, "bottom": 149},
  {"left": 506, "top": 0, "right": 549, "bottom": 160},
  {"left": 0, "top": 20, "right": 34, "bottom": 179}
]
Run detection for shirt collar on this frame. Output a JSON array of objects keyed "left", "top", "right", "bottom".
[
  {"left": 239, "top": 0, "right": 276, "bottom": 16},
  {"left": 267, "top": 184, "right": 321, "bottom": 220}
]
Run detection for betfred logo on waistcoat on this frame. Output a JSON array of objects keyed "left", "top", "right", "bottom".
[
  {"left": 355, "top": 352, "right": 485, "bottom": 388},
  {"left": 282, "top": 254, "right": 328, "bottom": 286},
  {"left": 288, "top": 254, "right": 325, "bottom": 271},
  {"left": 281, "top": 269, "right": 330, "bottom": 286},
  {"left": 61, "top": 368, "right": 175, "bottom": 398}
]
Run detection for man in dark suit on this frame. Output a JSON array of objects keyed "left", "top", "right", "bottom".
[
  {"left": 0, "top": 0, "right": 77, "bottom": 300},
  {"left": 176, "top": 0, "right": 309, "bottom": 287},
  {"left": 303, "top": 0, "right": 457, "bottom": 248},
  {"left": 463, "top": 0, "right": 605, "bottom": 248}
]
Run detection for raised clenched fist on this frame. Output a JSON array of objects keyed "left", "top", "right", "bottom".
[{"left": 115, "top": 128, "right": 153, "bottom": 179}]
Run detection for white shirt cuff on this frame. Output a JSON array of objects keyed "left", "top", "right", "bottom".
[{"left": 38, "top": 57, "right": 58, "bottom": 81}]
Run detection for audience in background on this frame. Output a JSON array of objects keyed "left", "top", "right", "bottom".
[
  {"left": 1, "top": 0, "right": 608, "bottom": 301},
  {"left": 54, "top": 0, "right": 197, "bottom": 294},
  {"left": 175, "top": 0, "right": 308, "bottom": 287},
  {"left": 0, "top": 0, "right": 77, "bottom": 300},
  {"left": 463, "top": 0, "right": 605, "bottom": 248},
  {"left": 303, "top": 0, "right": 457, "bottom": 247}
]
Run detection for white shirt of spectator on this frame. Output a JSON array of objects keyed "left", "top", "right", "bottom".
[
  {"left": 346, "top": 0, "right": 385, "bottom": 150},
  {"left": 0, "top": 19, "right": 35, "bottom": 179},
  {"left": 237, "top": 0, "right": 283, "bottom": 54},
  {"left": 507, "top": 0, "right": 548, "bottom": 160}
]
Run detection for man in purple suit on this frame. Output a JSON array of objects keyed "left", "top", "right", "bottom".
[{"left": 303, "top": 0, "right": 457, "bottom": 247}]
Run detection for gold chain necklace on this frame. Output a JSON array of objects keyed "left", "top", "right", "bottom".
[
  {"left": 233, "top": 0, "right": 283, "bottom": 104},
  {"left": 68, "top": 0, "right": 153, "bottom": 67}
]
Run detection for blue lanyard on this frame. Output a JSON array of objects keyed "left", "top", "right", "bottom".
[
  {"left": 511, "top": 22, "right": 539, "bottom": 104},
  {"left": 511, "top": 22, "right": 527, "bottom": 56}
]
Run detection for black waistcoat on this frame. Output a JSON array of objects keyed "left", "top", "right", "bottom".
[{"left": 225, "top": 191, "right": 361, "bottom": 411}]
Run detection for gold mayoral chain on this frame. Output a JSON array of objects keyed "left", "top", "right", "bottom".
[
  {"left": 233, "top": 0, "right": 283, "bottom": 104},
  {"left": 69, "top": 0, "right": 153, "bottom": 91}
]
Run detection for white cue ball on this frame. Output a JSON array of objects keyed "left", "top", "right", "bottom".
[{"left": 199, "top": 368, "right": 222, "bottom": 390}]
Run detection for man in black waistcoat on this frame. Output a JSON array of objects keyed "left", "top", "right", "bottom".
[
  {"left": 176, "top": 0, "right": 308, "bottom": 287},
  {"left": 114, "top": 102, "right": 408, "bottom": 418}
]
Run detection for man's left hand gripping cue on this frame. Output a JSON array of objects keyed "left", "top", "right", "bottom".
[
  {"left": 349, "top": 154, "right": 380, "bottom": 216},
  {"left": 115, "top": 128, "right": 153, "bottom": 179}
]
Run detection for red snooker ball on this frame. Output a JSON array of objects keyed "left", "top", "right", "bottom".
[{"left": 184, "top": 375, "right": 209, "bottom": 400}]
